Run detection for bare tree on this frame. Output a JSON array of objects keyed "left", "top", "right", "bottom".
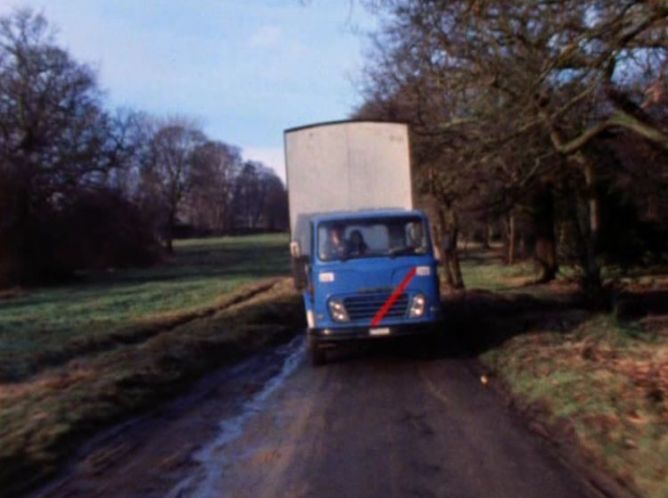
[
  {"left": 0, "top": 9, "right": 117, "bottom": 282},
  {"left": 187, "top": 140, "right": 241, "bottom": 233},
  {"left": 0, "top": 8, "right": 291, "bottom": 285},
  {"left": 232, "top": 161, "right": 284, "bottom": 231},
  {"left": 359, "top": 0, "right": 668, "bottom": 294},
  {"left": 143, "top": 118, "right": 206, "bottom": 252}
]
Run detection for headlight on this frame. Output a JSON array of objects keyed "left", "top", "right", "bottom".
[
  {"left": 409, "top": 293, "right": 426, "bottom": 318},
  {"left": 328, "top": 298, "right": 350, "bottom": 322}
]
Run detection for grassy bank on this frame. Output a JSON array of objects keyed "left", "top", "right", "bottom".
[
  {"left": 458, "top": 249, "right": 668, "bottom": 497},
  {"left": 0, "top": 233, "right": 289, "bottom": 381},
  {"left": 481, "top": 316, "right": 668, "bottom": 497},
  {"left": 0, "top": 234, "right": 304, "bottom": 497}
]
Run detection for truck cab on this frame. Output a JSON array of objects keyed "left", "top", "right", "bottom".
[{"left": 291, "top": 209, "right": 442, "bottom": 365}]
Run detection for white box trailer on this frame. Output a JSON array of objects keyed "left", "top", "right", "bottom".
[{"left": 284, "top": 120, "right": 414, "bottom": 252}]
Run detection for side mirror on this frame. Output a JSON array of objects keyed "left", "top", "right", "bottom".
[
  {"left": 290, "top": 240, "right": 309, "bottom": 291},
  {"left": 290, "top": 240, "right": 301, "bottom": 258}
]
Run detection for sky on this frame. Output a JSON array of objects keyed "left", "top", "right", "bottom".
[{"left": 0, "top": 0, "right": 378, "bottom": 182}]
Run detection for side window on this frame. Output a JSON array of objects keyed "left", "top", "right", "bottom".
[
  {"left": 406, "top": 221, "right": 425, "bottom": 247},
  {"left": 309, "top": 221, "right": 314, "bottom": 258},
  {"left": 317, "top": 225, "right": 329, "bottom": 260},
  {"left": 406, "top": 220, "right": 428, "bottom": 253}
]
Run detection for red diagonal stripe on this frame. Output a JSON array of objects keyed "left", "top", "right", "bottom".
[{"left": 371, "top": 267, "right": 417, "bottom": 327}]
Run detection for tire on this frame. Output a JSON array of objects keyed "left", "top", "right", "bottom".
[{"left": 308, "top": 336, "right": 326, "bottom": 366}]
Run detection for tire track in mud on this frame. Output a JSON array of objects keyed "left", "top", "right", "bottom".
[
  {"left": 166, "top": 336, "right": 305, "bottom": 498},
  {"left": 162, "top": 341, "right": 606, "bottom": 498},
  {"left": 27, "top": 333, "right": 305, "bottom": 498}
]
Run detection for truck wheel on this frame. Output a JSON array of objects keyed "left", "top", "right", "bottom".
[{"left": 308, "top": 337, "right": 326, "bottom": 366}]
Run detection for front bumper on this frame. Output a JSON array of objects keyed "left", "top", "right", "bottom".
[{"left": 308, "top": 322, "right": 438, "bottom": 342}]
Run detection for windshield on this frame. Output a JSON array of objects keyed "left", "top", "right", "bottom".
[{"left": 317, "top": 216, "right": 429, "bottom": 262}]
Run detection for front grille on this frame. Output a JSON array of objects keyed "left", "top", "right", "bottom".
[{"left": 343, "top": 293, "right": 410, "bottom": 322}]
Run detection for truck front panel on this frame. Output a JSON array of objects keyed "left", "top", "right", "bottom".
[{"left": 304, "top": 212, "right": 442, "bottom": 340}]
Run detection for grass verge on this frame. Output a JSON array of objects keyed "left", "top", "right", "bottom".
[
  {"left": 0, "top": 278, "right": 304, "bottom": 498},
  {"left": 481, "top": 315, "right": 668, "bottom": 498},
  {"left": 0, "top": 234, "right": 289, "bottom": 381},
  {"left": 460, "top": 249, "right": 668, "bottom": 497}
]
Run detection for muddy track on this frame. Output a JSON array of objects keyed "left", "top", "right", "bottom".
[
  {"left": 29, "top": 337, "right": 305, "bottom": 498},
  {"left": 29, "top": 335, "right": 611, "bottom": 498}
]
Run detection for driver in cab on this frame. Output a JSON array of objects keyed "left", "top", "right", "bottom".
[{"left": 323, "top": 225, "right": 347, "bottom": 260}]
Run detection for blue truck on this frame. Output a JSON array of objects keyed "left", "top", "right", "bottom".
[{"left": 284, "top": 121, "right": 442, "bottom": 365}]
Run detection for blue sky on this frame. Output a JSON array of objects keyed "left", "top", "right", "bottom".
[{"left": 0, "top": 1, "right": 377, "bottom": 181}]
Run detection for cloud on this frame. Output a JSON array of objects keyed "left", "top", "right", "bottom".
[
  {"left": 243, "top": 146, "right": 286, "bottom": 183},
  {"left": 248, "top": 25, "right": 282, "bottom": 48}
]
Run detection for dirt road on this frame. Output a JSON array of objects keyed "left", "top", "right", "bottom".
[{"left": 33, "top": 336, "right": 604, "bottom": 498}]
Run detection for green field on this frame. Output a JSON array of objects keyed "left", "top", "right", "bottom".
[
  {"left": 0, "top": 233, "right": 290, "bottom": 381},
  {"left": 458, "top": 249, "right": 537, "bottom": 292}
]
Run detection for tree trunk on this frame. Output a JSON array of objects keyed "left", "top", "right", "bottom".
[
  {"left": 165, "top": 210, "right": 175, "bottom": 254},
  {"left": 505, "top": 212, "right": 516, "bottom": 265},
  {"left": 444, "top": 208, "right": 465, "bottom": 289},
  {"left": 422, "top": 195, "right": 465, "bottom": 290},
  {"left": 482, "top": 221, "right": 491, "bottom": 249},
  {"left": 8, "top": 175, "right": 32, "bottom": 284},
  {"left": 449, "top": 229, "right": 465, "bottom": 289},
  {"left": 421, "top": 194, "right": 452, "bottom": 288},
  {"left": 442, "top": 252, "right": 456, "bottom": 288},
  {"left": 532, "top": 183, "right": 558, "bottom": 283},
  {"left": 581, "top": 159, "right": 602, "bottom": 295}
]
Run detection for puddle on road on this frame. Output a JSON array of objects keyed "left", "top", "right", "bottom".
[{"left": 167, "top": 335, "right": 305, "bottom": 498}]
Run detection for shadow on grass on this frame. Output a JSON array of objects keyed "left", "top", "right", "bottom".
[
  {"left": 614, "top": 290, "right": 668, "bottom": 320},
  {"left": 439, "top": 290, "right": 588, "bottom": 356},
  {"left": 328, "top": 286, "right": 668, "bottom": 365},
  {"left": 323, "top": 291, "right": 589, "bottom": 366}
]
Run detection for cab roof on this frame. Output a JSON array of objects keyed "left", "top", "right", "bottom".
[{"left": 309, "top": 209, "right": 426, "bottom": 224}]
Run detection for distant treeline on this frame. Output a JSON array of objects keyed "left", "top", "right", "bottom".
[
  {"left": 0, "top": 10, "right": 287, "bottom": 287},
  {"left": 356, "top": 0, "right": 668, "bottom": 297}
]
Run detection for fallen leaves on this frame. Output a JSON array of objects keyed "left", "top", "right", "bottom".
[{"left": 481, "top": 309, "right": 668, "bottom": 498}]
